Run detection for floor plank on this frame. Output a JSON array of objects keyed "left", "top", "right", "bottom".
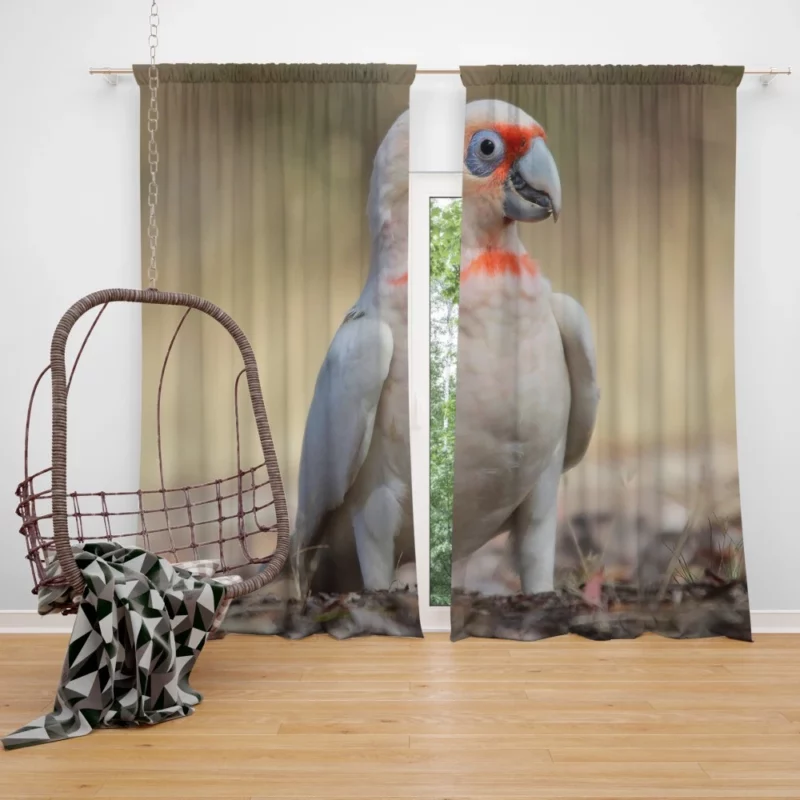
[{"left": 0, "top": 632, "right": 799, "bottom": 798}]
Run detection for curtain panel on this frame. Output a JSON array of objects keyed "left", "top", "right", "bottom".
[
  {"left": 450, "top": 65, "right": 750, "bottom": 642},
  {"left": 135, "top": 63, "right": 422, "bottom": 639}
]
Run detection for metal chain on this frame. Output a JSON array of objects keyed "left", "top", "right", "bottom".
[{"left": 146, "top": 1, "right": 160, "bottom": 290}]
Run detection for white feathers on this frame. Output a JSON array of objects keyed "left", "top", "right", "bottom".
[
  {"left": 466, "top": 98, "right": 544, "bottom": 131},
  {"left": 291, "top": 108, "right": 413, "bottom": 593},
  {"left": 293, "top": 313, "right": 393, "bottom": 562},
  {"left": 549, "top": 292, "right": 600, "bottom": 472},
  {"left": 367, "top": 109, "right": 410, "bottom": 240},
  {"left": 451, "top": 98, "right": 600, "bottom": 595}
]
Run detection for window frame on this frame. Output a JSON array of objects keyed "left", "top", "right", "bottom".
[{"left": 408, "top": 171, "right": 462, "bottom": 633}]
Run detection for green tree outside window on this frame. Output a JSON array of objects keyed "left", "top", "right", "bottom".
[{"left": 429, "top": 198, "right": 462, "bottom": 606}]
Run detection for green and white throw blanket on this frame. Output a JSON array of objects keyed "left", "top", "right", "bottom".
[{"left": 2, "top": 542, "right": 226, "bottom": 750}]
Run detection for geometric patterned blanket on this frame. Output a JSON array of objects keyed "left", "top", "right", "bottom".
[{"left": 1, "top": 542, "right": 225, "bottom": 750}]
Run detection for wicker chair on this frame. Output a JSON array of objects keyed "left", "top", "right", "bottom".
[{"left": 15, "top": 288, "right": 290, "bottom": 619}]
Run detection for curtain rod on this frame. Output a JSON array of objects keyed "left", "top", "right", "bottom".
[
  {"left": 89, "top": 67, "right": 792, "bottom": 76},
  {"left": 89, "top": 65, "right": 792, "bottom": 87}
]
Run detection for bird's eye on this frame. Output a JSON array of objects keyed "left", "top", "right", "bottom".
[{"left": 465, "top": 130, "right": 505, "bottom": 177}]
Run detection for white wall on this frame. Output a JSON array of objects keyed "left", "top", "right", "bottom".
[{"left": 1, "top": 0, "right": 798, "bottom": 619}]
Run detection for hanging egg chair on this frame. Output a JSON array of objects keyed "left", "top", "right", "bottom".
[
  {"left": 15, "top": 289, "right": 290, "bottom": 622},
  {"left": 13, "top": 4, "right": 289, "bottom": 624}
]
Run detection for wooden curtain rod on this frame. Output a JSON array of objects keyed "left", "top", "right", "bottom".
[{"left": 89, "top": 67, "right": 792, "bottom": 76}]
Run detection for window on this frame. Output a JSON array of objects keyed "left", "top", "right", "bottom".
[
  {"left": 408, "top": 172, "right": 461, "bottom": 632},
  {"left": 429, "top": 197, "right": 461, "bottom": 606}
]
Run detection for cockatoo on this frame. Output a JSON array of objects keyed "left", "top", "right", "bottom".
[
  {"left": 452, "top": 99, "right": 600, "bottom": 595},
  {"left": 291, "top": 109, "right": 414, "bottom": 595}
]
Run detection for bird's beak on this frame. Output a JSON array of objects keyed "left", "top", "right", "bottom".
[{"left": 504, "top": 137, "right": 562, "bottom": 223}]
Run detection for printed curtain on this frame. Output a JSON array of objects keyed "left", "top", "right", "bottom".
[
  {"left": 134, "top": 64, "right": 422, "bottom": 639},
  {"left": 449, "top": 65, "right": 750, "bottom": 642}
]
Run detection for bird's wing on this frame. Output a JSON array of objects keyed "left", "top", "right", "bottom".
[
  {"left": 550, "top": 292, "right": 600, "bottom": 472},
  {"left": 292, "top": 309, "right": 394, "bottom": 564}
]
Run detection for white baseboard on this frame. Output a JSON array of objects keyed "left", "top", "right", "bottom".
[
  {"left": 420, "top": 605, "right": 451, "bottom": 633},
  {"left": 0, "top": 611, "right": 74, "bottom": 634},
  {"left": 749, "top": 610, "right": 800, "bottom": 634},
  {"left": 0, "top": 609, "right": 798, "bottom": 635}
]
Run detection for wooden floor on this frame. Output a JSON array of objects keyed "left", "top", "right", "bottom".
[{"left": 1, "top": 632, "right": 800, "bottom": 798}]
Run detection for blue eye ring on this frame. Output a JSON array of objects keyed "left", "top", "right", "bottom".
[{"left": 465, "top": 130, "right": 505, "bottom": 177}]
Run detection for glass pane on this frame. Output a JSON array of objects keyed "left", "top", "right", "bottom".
[{"left": 429, "top": 197, "right": 462, "bottom": 606}]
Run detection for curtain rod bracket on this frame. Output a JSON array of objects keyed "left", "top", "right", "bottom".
[
  {"left": 759, "top": 67, "right": 791, "bottom": 86},
  {"left": 91, "top": 68, "right": 120, "bottom": 85}
]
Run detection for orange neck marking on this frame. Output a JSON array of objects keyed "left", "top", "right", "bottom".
[
  {"left": 387, "top": 272, "right": 408, "bottom": 286},
  {"left": 461, "top": 250, "right": 539, "bottom": 282}
]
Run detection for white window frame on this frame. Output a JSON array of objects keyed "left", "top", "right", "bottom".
[{"left": 408, "top": 171, "right": 462, "bottom": 634}]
